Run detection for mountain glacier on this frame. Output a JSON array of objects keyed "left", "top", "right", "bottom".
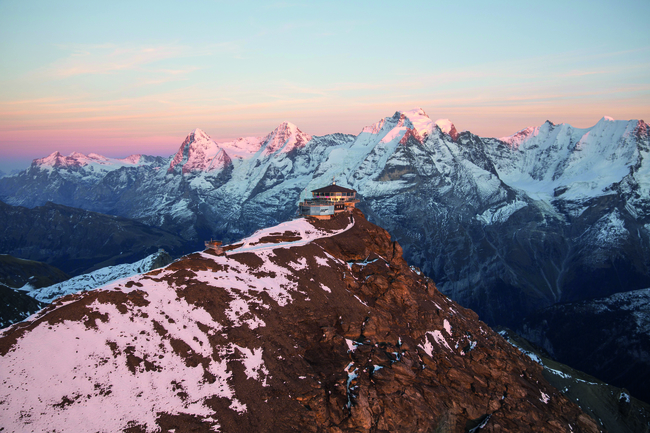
[{"left": 1, "top": 108, "right": 648, "bottom": 329}]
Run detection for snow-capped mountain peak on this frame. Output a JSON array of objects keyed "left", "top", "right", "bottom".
[
  {"left": 260, "top": 121, "right": 312, "bottom": 155},
  {"left": 499, "top": 126, "right": 539, "bottom": 149},
  {"left": 401, "top": 107, "right": 435, "bottom": 139},
  {"left": 117, "top": 154, "right": 144, "bottom": 165},
  {"left": 34, "top": 151, "right": 113, "bottom": 169},
  {"left": 190, "top": 127, "right": 211, "bottom": 141},
  {"left": 361, "top": 117, "right": 387, "bottom": 135},
  {"left": 434, "top": 118, "right": 459, "bottom": 141},
  {"left": 168, "top": 128, "right": 232, "bottom": 174},
  {"left": 375, "top": 108, "right": 458, "bottom": 144},
  {"left": 35, "top": 151, "right": 66, "bottom": 168}
]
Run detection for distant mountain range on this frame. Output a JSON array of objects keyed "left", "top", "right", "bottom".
[
  {"left": 2, "top": 108, "right": 647, "bottom": 325},
  {"left": 1, "top": 108, "right": 648, "bottom": 402}
]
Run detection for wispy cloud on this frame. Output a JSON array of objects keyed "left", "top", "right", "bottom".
[{"left": 41, "top": 41, "right": 242, "bottom": 79}]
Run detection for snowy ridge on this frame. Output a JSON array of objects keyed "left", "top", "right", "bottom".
[
  {"left": 488, "top": 117, "right": 642, "bottom": 201},
  {"left": 218, "top": 136, "right": 263, "bottom": 160},
  {"left": 26, "top": 250, "right": 172, "bottom": 304},
  {"left": 498, "top": 126, "right": 539, "bottom": 149},
  {"left": 0, "top": 216, "right": 357, "bottom": 432},
  {"left": 34, "top": 151, "right": 150, "bottom": 172},
  {"left": 227, "top": 217, "right": 354, "bottom": 255}
]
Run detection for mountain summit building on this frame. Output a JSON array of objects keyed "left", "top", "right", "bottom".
[{"left": 299, "top": 183, "right": 359, "bottom": 219}]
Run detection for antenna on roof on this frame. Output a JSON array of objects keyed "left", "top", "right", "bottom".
[{"left": 332, "top": 176, "right": 336, "bottom": 185}]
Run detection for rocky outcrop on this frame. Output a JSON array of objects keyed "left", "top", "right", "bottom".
[
  {"left": 0, "top": 210, "right": 599, "bottom": 432},
  {"left": 498, "top": 328, "right": 650, "bottom": 433}
]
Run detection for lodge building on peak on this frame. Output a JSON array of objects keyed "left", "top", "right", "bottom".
[{"left": 299, "top": 182, "right": 359, "bottom": 219}]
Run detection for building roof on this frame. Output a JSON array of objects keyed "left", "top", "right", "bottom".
[{"left": 311, "top": 183, "right": 356, "bottom": 194}]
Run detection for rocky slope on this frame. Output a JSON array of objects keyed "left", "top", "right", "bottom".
[
  {"left": 0, "top": 255, "right": 69, "bottom": 328},
  {"left": 0, "top": 200, "right": 187, "bottom": 276},
  {"left": 520, "top": 288, "right": 650, "bottom": 404},
  {"left": 0, "top": 210, "right": 600, "bottom": 432},
  {"left": 0, "top": 254, "right": 70, "bottom": 289},
  {"left": 0, "top": 284, "right": 46, "bottom": 329},
  {"left": 498, "top": 328, "right": 650, "bottom": 433}
]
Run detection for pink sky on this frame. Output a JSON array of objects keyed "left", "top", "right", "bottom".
[{"left": 1, "top": 0, "right": 648, "bottom": 172}]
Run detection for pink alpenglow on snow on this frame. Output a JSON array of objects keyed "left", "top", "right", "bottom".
[
  {"left": 34, "top": 151, "right": 149, "bottom": 171},
  {"left": 260, "top": 121, "right": 312, "bottom": 156},
  {"left": 0, "top": 216, "right": 356, "bottom": 432},
  {"left": 362, "top": 108, "right": 459, "bottom": 146},
  {"left": 434, "top": 118, "right": 459, "bottom": 141},
  {"left": 168, "top": 128, "right": 233, "bottom": 174}
]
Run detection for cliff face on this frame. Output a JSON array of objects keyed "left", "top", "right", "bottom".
[{"left": 0, "top": 210, "right": 599, "bottom": 432}]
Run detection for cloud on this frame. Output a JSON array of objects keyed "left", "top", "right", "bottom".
[{"left": 41, "top": 41, "right": 242, "bottom": 79}]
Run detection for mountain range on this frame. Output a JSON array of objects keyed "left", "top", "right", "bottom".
[
  {"left": 0, "top": 210, "right": 602, "bottom": 432},
  {"left": 0, "top": 200, "right": 186, "bottom": 276},
  {"left": 1, "top": 107, "right": 648, "bottom": 403}
]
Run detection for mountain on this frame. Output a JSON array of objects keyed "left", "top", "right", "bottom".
[
  {"left": 0, "top": 210, "right": 599, "bottom": 432},
  {"left": 498, "top": 328, "right": 650, "bottom": 433},
  {"left": 1, "top": 110, "right": 647, "bottom": 323},
  {"left": 520, "top": 287, "right": 650, "bottom": 404},
  {"left": 0, "top": 200, "right": 187, "bottom": 276},
  {"left": 1, "top": 108, "right": 648, "bottom": 399},
  {"left": 0, "top": 152, "right": 166, "bottom": 210},
  {"left": 168, "top": 128, "right": 233, "bottom": 174},
  {"left": 0, "top": 254, "right": 70, "bottom": 289},
  {"left": 27, "top": 248, "right": 173, "bottom": 304},
  {"left": 0, "top": 283, "right": 46, "bottom": 328},
  {"left": 0, "top": 255, "right": 70, "bottom": 328}
]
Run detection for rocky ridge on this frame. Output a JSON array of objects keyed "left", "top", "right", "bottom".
[{"left": 0, "top": 210, "right": 599, "bottom": 432}]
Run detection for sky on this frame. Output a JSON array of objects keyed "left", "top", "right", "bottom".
[{"left": 0, "top": 0, "right": 649, "bottom": 172}]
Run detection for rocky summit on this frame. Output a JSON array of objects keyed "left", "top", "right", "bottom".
[{"left": 0, "top": 210, "right": 599, "bottom": 432}]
